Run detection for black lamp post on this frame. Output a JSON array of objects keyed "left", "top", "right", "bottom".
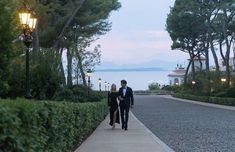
[
  {"left": 192, "top": 80, "right": 196, "bottom": 85},
  {"left": 19, "top": 5, "right": 37, "bottom": 99},
  {"left": 87, "top": 69, "right": 92, "bottom": 98},
  {"left": 221, "top": 78, "right": 226, "bottom": 88},
  {"left": 104, "top": 81, "right": 107, "bottom": 91},
  {"left": 192, "top": 80, "right": 196, "bottom": 90},
  {"left": 107, "top": 82, "right": 110, "bottom": 91},
  {"left": 98, "top": 78, "right": 102, "bottom": 91}
]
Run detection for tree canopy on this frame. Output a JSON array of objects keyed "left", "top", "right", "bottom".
[
  {"left": 0, "top": 0, "right": 121, "bottom": 98},
  {"left": 167, "top": 0, "right": 235, "bottom": 93}
]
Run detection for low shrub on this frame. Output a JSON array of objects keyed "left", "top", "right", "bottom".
[
  {"left": 209, "top": 97, "right": 235, "bottom": 106},
  {"left": 173, "top": 93, "right": 235, "bottom": 106},
  {"left": 53, "top": 85, "right": 107, "bottom": 103},
  {"left": 52, "top": 86, "right": 74, "bottom": 101},
  {"left": 173, "top": 93, "right": 208, "bottom": 102},
  {"left": 214, "top": 91, "right": 227, "bottom": 97},
  {"left": 148, "top": 82, "right": 161, "bottom": 90},
  {"left": 0, "top": 99, "right": 108, "bottom": 151},
  {"left": 226, "top": 87, "right": 235, "bottom": 98}
]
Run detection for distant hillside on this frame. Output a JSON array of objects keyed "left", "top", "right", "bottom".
[
  {"left": 95, "top": 59, "right": 184, "bottom": 71},
  {"left": 95, "top": 67, "right": 166, "bottom": 72}
]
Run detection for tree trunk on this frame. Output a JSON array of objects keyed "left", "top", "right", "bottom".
[
  {"left": 210, "top": 38, "right": 220, "bottom": 76},
  {"left": 32, "top": 22, "right": 40, "bottom": 61},
  {"left": 190, "top": 51, "right": 196, "bottom": 81},
  {"left": 67, "top": 47, "right": 73, "bottom": 87},
  {"left": 52, "top": 0, "right": 86, "bottom": 50},
  {"left": 77, "top": 52, "right": 87, "bottom": 86},
  {"left": 76, "top": 66, "right": 79, "bottom": 85},
  {"left": 224, "top": 42, "right": 231, "bottom": 88},
  {"left": 204, "top": 41, "right": 211, "bottom": 95},
  {"left": 219, "top": 40, "right": 226, "bottom": 62},
  {"left": 184, "top": 59, "right": 192, "bottom": 88},
  {"left": 59, "top": 48, "right": 66, "bottom": 85},
  {"left": 207, "top": 14, "right": 220, "bottom": 78},
  {"left": 233, "top": 41, "right": 235, "bottom": 72},
  {"left": 219, "top": 39, "right": 231, "bottom": 87},
  {"left": 33, "top": 22, "right": 39, "bottom": 52},
  {"left": 205, "top": 42, "right": 210, "bottom": 73},
  {"left": 225, "top": 58, "right": 230, "bottom": 88},
  {"left": 198, "top": 54, "right": 202, "bottom": 72},
  {"left": 222, "top": 9, "right": 231, "bottom": 88}
]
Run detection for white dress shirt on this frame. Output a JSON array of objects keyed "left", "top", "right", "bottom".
[{"left": 123, "top": 86, "right": 127, "bottom": 96}]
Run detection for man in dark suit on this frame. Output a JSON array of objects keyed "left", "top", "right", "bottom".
[{"left": 118, "top": 80, "right": 134, "bottom": 130}]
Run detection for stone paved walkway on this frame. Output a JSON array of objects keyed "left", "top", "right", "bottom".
[{"left": 75, "top": 111, "right": 174, "bottom": 152}]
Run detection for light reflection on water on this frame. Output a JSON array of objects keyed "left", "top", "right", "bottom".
[{"left": 90, "top": 71, "right": 171, "bottom": 91}]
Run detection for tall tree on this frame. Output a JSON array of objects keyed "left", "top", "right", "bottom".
[
  {"left": 64, "top": 0, "right": 121, "bottom": 86},
  {"left": 216, "top": 0, "right": 235, "bottom": 87},
  {"left": 52, "top": 0, "right": 86, "bottom": 50},
  {"left": 197, "top": 0, "right": 221, "bottom": 94},
  {"left": 1, "top": 0, "right": 121, "bottom": 98},
  {"left": 167, "top": 0, "right": 205, "bottom": 85},
  {"left": 28, "top": 0, "right": 120, "bottom": 87},
  {"left": 0, "top": 0, "right": 19, "bottom": 97}
]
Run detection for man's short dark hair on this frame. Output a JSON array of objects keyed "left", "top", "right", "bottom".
[{"left": 121, "top": 80, "right": 127, "bottom": 84}]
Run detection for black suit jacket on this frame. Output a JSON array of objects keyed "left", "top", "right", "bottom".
[{"left": 118, "top": 87, "right": 134, "bottom": 107}]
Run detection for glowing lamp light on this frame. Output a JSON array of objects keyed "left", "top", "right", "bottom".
[
  {"left": 221, "top": 78, "right": 226, "bottom": 83},
  {"left": 28, "top": 18, "right": 37, "bottom": 31},
  {"left": 192, "top": 81, "right": 196, "bottom": 85},
  {"left": 87, "top": 69, "right": 92, "bottom": 77},
  {"left": 19, "top": 12, "right": 31, "bottom": 27},
  {"left": 19, "top": 6, "right": 37, "bottom": 31},
  {"left": 98, "top": 78, "right": 102, "bottom": 83},
  {"left": 18, "top": 5, "right": 37, "bottom": 99}
]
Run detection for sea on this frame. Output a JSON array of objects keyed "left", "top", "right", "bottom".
[{"left": 90, "top": 70, "right": 171, "bottom": 91}]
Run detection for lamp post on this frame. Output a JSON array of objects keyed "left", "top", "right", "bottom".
[
  {"left": 221, "top": 78, "right": 226, "bottom": 88},
  {"left": 192, "top": 80, "right": 196, "bottom": 85},
  {"left": 221, "top": 78, "right": 226, "bottom": 83},
  {"left": 87, "top": 69, "right": 92, "bottom": 98},
  {"left": 19, "top": 5, "right": 37, "bottom": 99},
  {"left": 107, "top": 82, "right": 110, "bottom": 91},
  {"left": 192, "top": 80, "right": 196, "bottom": 90},
  {"left": 98, "top": 78, "right": 102, "bottom": 91},
  {"left": 104, "top": 81, "right": 107, "bottom": 91}
]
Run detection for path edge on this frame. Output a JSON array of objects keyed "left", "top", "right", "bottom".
[
  {"left": 160, "top": 95, "right": 235, "bottom": 111},
  {"left": 130, "top": 112, "right": 175, "bottom": 152}
]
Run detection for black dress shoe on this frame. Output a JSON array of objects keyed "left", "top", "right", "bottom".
[
  {"left": 122, "top": 124, "right": 125, "bottom": 130},
  {"left": 125, "top": 125, "right": 128, "bottom": 130}
]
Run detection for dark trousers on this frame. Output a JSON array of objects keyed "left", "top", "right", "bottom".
[{"left": 120, "top": 103, "right": 130, "bottom": 128}]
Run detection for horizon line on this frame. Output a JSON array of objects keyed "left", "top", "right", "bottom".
[{"left": 95, "top": 67, "right": 171, "bottom": 72}]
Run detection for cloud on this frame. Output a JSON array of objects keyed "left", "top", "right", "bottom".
[
  {"left": 144, "top": 30, "right": 170, "bottom": 40},
  {"left": 92, "top": 29, "right": 188, "bottom": 65},
  {"left": 86, "top": 0, "right": 189, "bottom": 67}
]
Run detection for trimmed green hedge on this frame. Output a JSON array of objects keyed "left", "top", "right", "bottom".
[
  {"left": 209, "top": 97, "right": 235, "bottom": 106},
  {"left": 0, "top": 99, "right": 108, "bottom": 151},
  {"left": 173, "top": 93, "right": 235, "bottom": 106}
]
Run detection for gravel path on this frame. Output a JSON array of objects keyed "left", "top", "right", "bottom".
[{"left": 132, "top": 95, "right": 235, "bottom": 152}]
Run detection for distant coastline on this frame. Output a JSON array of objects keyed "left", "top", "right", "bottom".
[
  {"left": 95, "top": 67, "right": 168, "bottom": 72},
  {"left": 92, "top": 70, "right": 170, "bottom": 90}
]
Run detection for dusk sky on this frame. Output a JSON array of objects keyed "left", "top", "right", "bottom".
[{"left": 94, "top": 0, "right": 189, "bottom": 69}]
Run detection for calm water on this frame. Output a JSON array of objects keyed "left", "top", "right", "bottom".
[{"left": 90, "top": 71, "right": 171, "bottom": 91}]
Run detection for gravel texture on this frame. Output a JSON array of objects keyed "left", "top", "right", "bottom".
[{"left": 132, "top": 95, "right": 235, "bottom": 152}]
